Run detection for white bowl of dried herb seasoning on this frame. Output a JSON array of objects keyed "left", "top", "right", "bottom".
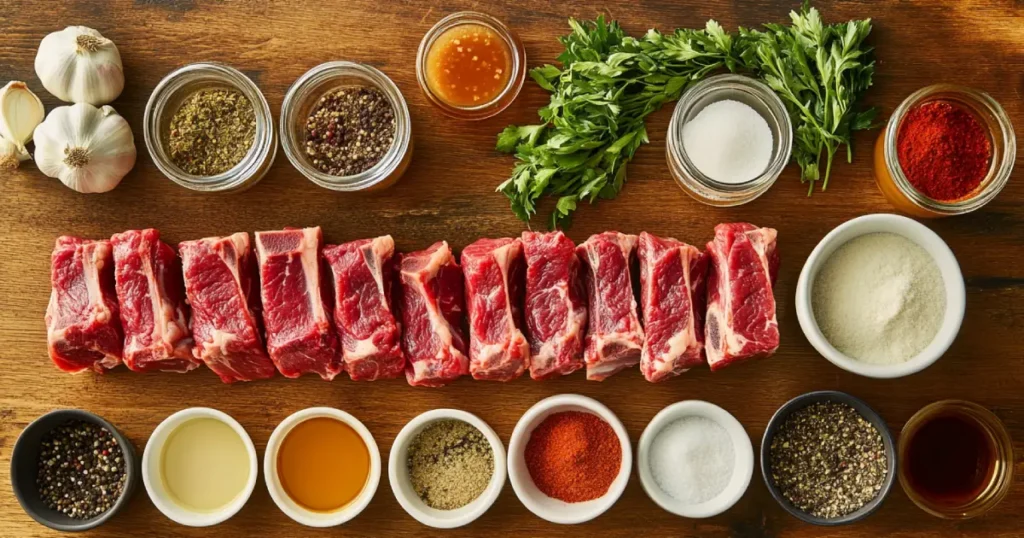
[
  {"left": 637, "top": 401, "right": 754, "bottom": 518},
  {"left": 142, "top": 407, "right": 258, "bottom": 527},
  {"left": 507, "top": 394, "right": 631, "bottom": 525},
  {"left": 796, "top": 213, "right": 965, "bottom": 379},
  {"left": 280, "top": 61, "right": 412, "bottom": 191},
  {"left": 388, "top": 409, "right": 506, "bottom": 528},
  {"left": 761, "top": 391, "right": 897, "bottom": 526},
  {"left": 143, "top": 62, "right": 277, "bottom": 192},
  {"left": 264, "top": 407, "right": 381, "bottom": 527},
  {"left": 11, "top": 409, "right": 137, "bottom": 532}
]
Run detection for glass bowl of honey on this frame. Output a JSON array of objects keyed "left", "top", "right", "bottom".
[
  {"left": 416, "top": 11, "right": 526, "bottom": 120},
  {"left": 898, "top": 400, "right": 1014, "bottom": 519}
]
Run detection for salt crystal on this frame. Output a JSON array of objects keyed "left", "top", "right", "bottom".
[
  {"left": 681, "top": 99, "right": 773, "bottom": 184},
  {"left": 649, "top": 416, "right": 735, "bottom": 505}
]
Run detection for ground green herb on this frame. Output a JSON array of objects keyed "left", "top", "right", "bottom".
[
  {"left": 304, "top": 86, "right": 395, "bottom": 176},
  {"left": 168, "top": 88, "right": 256, "bottom": 176},
  {"left": 407, "top": 419, "right": 493, "bottom": 510},
  {"left": 769, "top": 401, "right": 887, "bottom": 519},
  {"left": 37, "top": 420, "right": 127, "bottom": 519}
]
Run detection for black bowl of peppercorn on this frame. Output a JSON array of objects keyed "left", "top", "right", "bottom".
[
  {"left": 11, "top": 409, "right": 138, "bottom": 532},
  {"left": 760, "top": 391, "right": 896, "bottom": 526}
]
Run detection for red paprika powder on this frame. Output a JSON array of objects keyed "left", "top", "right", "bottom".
[
  {"left": 524, "top": 411, "right": 621, "bottom": 502},
  {"left": 896, "top": 100, "right": 992, "bottom": 201}
]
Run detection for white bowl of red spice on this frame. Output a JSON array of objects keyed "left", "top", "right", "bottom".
[
  {"left": 508, "top": 394, "right": 631, "bottom": 524},
  {"left": 388, "top": 409, "right": 506, "bottom": 528},
  {"left": 796, "top": 213, "right": 966, "bottom": 378},
  {"left": 874, "top": 84, "right": 1015, "bottom": 217},
  {"left": 637, "top": 401, "right": 754, "bottom": 518}
]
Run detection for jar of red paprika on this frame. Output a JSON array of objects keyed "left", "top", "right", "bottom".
[{"left": 874, "top": 84, "right": 1015, "bottom": 217}]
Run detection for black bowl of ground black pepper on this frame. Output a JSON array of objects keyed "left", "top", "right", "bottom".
[
  {"left": 11, "top": 409, "right": 138, "bottom": 532},
  {"left": 760, "top": 391, "right": 896, "bottom": 526}
]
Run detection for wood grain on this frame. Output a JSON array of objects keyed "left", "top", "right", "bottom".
[{"left": 1, "top": 0, "right": 1023, "bottom": 536}]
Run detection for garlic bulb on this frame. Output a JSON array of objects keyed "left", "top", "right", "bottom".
[
  {"left": 34, "top": 103, "right": 136, "bottom": 193},
  {"left": 0, "top": 136, "right": 29, "bottom": 170},
  {"left": 0, "top": 81, "right": 45, "bottom": 151},
  {"left": 35, "top": 26, "right": 124, "bottom": 105}
]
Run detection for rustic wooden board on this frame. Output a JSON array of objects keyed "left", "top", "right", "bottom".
[{"left": 1, "top": 0, "right": 1022, "bottom": 536}]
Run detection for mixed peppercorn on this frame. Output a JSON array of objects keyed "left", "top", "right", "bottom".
[
  {"left": 36, "top": 420, "right": 127, "bottom": 519},
  {"left": 304, "top": 86, "right": 396, "bottom": 176}
]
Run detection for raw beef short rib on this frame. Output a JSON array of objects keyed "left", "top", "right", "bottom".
[
  {"left": 462, "top": 237, "right": 528, "bottom": 381},
  {"left": 111, "top": 229, "right": 198, "bottom": 373},
  {"left": 577, "top": 232, "right": 644, "bottom": 381},
  {"left": 397, "top": 241, "right": 469, "bottom": 387},
  {"left": 521, "top": 231, "right": 586, "bottom": 380},
  {"left": 46, "top": 236, "right": 123, "bottom": 373},
  {"left": 705, "top": 223, "right": 780, "bottom": 370},
  {"left": 179, "top": 233, "right": 277, "bottom": 383},
  {"left": 255, "top": 227, "right": 342, "bottom": 380},
  {"left": 638, "top": 232, "right": 709, "bottom": 383},
  {"left": 323, "top": 235, "right": 405, "bottom": 381}
]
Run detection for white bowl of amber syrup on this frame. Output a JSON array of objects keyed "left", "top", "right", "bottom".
[{"left": 796, "top": 213, "right": 965, "bottom": 379}]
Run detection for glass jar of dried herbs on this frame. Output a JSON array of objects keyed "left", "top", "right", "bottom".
[{"left": 167, "top": 87, "right": 256, "bottom": 176}]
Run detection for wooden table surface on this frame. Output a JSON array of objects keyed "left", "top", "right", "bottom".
[{"left": 1, "top": 0, "right": 1022, "bottom": 536}]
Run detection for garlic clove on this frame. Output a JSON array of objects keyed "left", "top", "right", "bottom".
[
  {"left": 34, "top": 26, "right": 125, "bottom": 105},
  {"left": 33, "top": 103, "right": 136, "bottom": 193},
  {"left": 0, "top": 136, "right": 29, "bottom": 170},
  {"left": 0, "top": 81, "right": 45, "bottom": 149}
]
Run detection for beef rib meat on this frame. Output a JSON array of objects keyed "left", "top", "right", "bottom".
[
  {"left": 577, "top": 232, "right": 644, "bottom": 381},
  {"left": 255, "top": 227, "right": 342, "bottom": 380},
  {"left": 637, "top": 232, "right": 709, "bottom": 383},
  {"left": 179, "top": 233, "right": 277, "bottom": 383},
  {"left": 520, "top": 231, "right": 586, "bottom": 380},
  {"left": 397, "top": 241, "right": 469, "bottom": 387},
  {"left": 461, "top": 237, "right": 528, "bottom": 381},
  {"left": 111, "top": 229, "right": 198, "bottom": 373},
  {"left": 46, "top": 236, "right": 123, "bottom": 373},
  {"left": 705, "top": 222, "right": 780, "bottom": 370},
  {"left": 323, "top": 235, "right": 405, "bottom": 381}
]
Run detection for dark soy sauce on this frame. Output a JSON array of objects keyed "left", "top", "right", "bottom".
[{"left": 904, "top": 413, "right": 996, "bottom": 506}]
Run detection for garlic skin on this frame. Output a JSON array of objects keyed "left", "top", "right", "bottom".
[
  {"left": 0, "top": 136, "right": 29, "bottom": 170},
  {"left": 0, "top": 81, "right": 45, "bottom": 151},
  {"left": 33, "top": 103, "right": 136, "bottom": 193},
  {"left": 35, "top": 26, "right": 124, "bottom": 105}
]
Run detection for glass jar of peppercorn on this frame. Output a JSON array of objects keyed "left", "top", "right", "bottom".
[{"left": 874, "top": 84, "right": 1015, "bottom": 217}]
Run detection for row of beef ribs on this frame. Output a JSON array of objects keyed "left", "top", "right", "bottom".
[{"left": 45, "top": 223, "right": 779, "bottom": 385}]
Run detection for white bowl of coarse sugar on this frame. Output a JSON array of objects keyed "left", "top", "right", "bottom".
[
  {"left": 637, "top": 400, "right": 754, "bottom": 518},
  {"left": 796, "top": 213, "right": 966, "bottom": 379}
]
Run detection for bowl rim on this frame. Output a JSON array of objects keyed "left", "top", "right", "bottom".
[
  {"left": 11, "top": 409, "right": 138, "bottom": 532},
  {"left": 795, "top": 213, "right": 966, "bottom": 378},
  {"left": 388, "top": 408, "right": 507, "bottom": 528},
  {"left": 263, "top": 406, "right": 381, "bottom": 527},
  {"left": 141, "top": 407, "right": 258, "bottom": 527},
  {"left": 760, "top": 390, "right": 897, "bottom": 526},
  {"left": 636, "top": 400, "right": 754, "bottom": 518},
  {"left": 507, "top": 394, "right": 632, "bottom": 525}
]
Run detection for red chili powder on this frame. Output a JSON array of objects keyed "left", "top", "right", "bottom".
[
  {"left": 524, "top": 411, "right": 621, "bottom": 503},
  {"left": 896, "top": 100, "right": 992, "bottom": 202}
]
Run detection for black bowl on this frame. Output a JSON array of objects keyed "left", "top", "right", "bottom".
[
  {"left": 760, "top": 391, "right": 897, "bottom": 526},
  {"left": 10, "top": 409, "right": 139, "bottom": 532}
]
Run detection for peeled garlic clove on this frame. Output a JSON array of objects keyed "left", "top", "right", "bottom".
[
  {"left": 0, "top": 136, "right": 29, "bottom": 170},
  {"left": 0, "top": 81, "right": 45, "bottom": 149},
  {"left": 33, "top": 103, "right": 136, "bottom": 193},
  {"left": 35, "top": 26, "right": 124, "bottom": 105}
]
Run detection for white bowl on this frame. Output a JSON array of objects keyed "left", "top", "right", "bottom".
[
  {"left": 637, "top": 401, "right": 753, "bottom": 518},
  {"left": 142, "top": 407, "right": 258, "bottom": 527},
  {"left": 389, "top": 409, "right": 506, "bottom": 528},
  {"left": 264, "top": 407, "right": 381, "bottom": 527},
  {"left": 796, "top": 213, "right": 966, "bottom": 378},
  {"left": 508, "top": 394, "right": 631, "bottom": 524}
]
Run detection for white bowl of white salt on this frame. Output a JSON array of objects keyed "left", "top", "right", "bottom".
[
  {"left": 637, "top": 401, "right": 753, "bottom": 518},
  {"left": 796, "top": 213, "right": 966, "bottom": 378}
]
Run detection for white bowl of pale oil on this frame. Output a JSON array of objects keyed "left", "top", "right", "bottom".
[{"left": 142, "top": 408, "right": 257, "bottom": 527}]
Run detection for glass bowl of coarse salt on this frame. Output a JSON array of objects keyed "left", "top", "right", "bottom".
[
  {"left": 637, "top": 400, "right": 754, "bottom": 519},
  {"left": 666, "top": 74, "right": 792, "bottom": 206},
  {"left": 795, "top": 213, "right": 966, "bottom": 379}
]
